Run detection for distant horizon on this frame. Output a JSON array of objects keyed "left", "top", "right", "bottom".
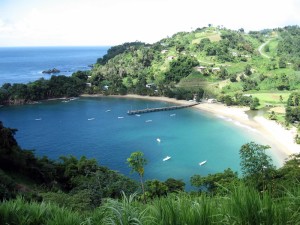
[{"left": 0, "top": 45, "right": 112, "bottom": 48}]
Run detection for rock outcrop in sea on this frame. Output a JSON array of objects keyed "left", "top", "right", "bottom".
[{"left": 42, "top": 68, "right": 60, "bottom": 74}]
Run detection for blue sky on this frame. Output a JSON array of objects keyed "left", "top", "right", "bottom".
[{"left": 0, "top": 0, "right": 299, "bottom": 46}]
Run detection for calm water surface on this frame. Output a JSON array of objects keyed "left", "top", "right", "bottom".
[
  {"left": 0, "top": 97, "right": 281, "bottom": 188},
  {"left": 0, "top": 46, "right": 282, "bottom": 188},
  {"left": 0, "top": 46, "right": 109, "bottom": 85}
]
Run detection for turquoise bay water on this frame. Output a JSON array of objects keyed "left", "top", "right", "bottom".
[
  {"left": 0, "top": 46, "right": 281, "bottom": 188},
  {"left": 0, "top": 97, "right": 279, "bottom": 187}
]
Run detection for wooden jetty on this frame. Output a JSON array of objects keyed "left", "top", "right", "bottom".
[{"left": 127, "top": 103, "right": 199, "bottom": 115}]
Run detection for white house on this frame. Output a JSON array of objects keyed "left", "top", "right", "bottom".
[
  {"left": 196, "top": 66, "right": 207, "bottom": 73},
  {"left": 212, "top": 67, "right": 220, "bottom": 72},
  {"left": 146, "top": 83, "right": 155, "bottom": 88},
  {"left": 207, "top": 98, "right": 217, "bottom": 103}
]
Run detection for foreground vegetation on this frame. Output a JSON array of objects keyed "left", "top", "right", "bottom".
[{"left": 1, "top": 185, "right": 300, "bottom": 225}]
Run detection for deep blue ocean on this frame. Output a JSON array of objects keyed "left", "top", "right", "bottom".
[
  {"left": 0, "top": 47, "right": 281, "bottom": 189},
  {"left": 0, "top": 46, "right": 109, "bottom": 85}
]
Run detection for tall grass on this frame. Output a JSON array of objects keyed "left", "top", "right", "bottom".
[
  {"left": 102, "top": 192, "right": 152, "bottom": 225},
  {"left": 0, "top": 197, "right": 83, "bottom": 225},
  {"left": 1, "top": 185, "right": 299, "bottom": 225},
  {"left": 149, "top": 193, "right": 215, "bottom": 225}
]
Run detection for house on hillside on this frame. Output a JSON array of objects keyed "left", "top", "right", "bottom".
[
  {"left": 196, "top": 66, "right": 207, "bottom": 73},
  {"left": 232, "top": 52, "right": 238, "bottom": 57},
  {"left": 146, "top": 83, "right": 155, "bottom": 88},
  {"left": 241, "top": 54, "right": 251, "bottom": 58},
  {"left": 212, "top": 67, "right": 220, "bottom": 72},
  {"left": 167, "top": 56, "right": 175, "bottom": 60},
  {"left": 161, "top": 50, "right": 168, "bottom": 54},
  {"left": 207, "top": 98, "right": 217, "bottom": 103}
]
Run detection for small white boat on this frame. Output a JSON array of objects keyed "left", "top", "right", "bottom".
[
  {"left": 88, "top": 118, "right": 95, "bottom": 121},
  {"left": 170, "top": 114, "right": 176, "bottom": 117},
  {"left": 145, "top": 120, "right": 152, "bottom": 123},
  {"left": 199, "top": 160, "right": 207, "bottom": 166},
  {"left": 163, "top": 156, "right": 171, "bottom": 161},
  {"left": 156, "top": 138, "right": 161, "bottom": 143},
  {"left": 135, "top": 114, "right": 141, "bottom": 117},
  {"left": 35, "top": 118, "right": 42, "bottom": 121},
  {"left": 105, "top": 109, "right": 111, "bottom": 112},
  {"left": 118, "top": 116, "right": 124, "bottom": 119}
]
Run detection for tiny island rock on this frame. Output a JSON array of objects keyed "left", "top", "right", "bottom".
[{"left": 42, "top": 68, "right": 60, "bottom": 74}]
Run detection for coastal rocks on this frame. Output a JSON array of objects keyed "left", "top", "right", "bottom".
[{"left": 42, "top": 68, "right": 60, "bottom": 74}]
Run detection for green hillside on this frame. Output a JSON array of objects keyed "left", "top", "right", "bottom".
[
  {"left": 1, "top": 25, "right": 300, "bottom": 110},
  {"left": 89, "top": 25, "right": 300, "bottom": 106}
]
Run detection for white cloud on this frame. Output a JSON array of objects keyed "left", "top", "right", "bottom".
[{"left": 0, "top": 0, "right": 299, "bottom": 46}]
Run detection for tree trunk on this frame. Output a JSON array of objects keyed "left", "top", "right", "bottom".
[{"left": 140, "top": 175, "right": 147, "bottom": 203}]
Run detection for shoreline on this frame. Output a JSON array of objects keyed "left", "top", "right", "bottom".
[{"left": 81, "top": 94, "right": 299, "bottom": 164}]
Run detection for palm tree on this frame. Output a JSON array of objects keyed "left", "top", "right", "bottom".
[{"left": 127, "top": 151, "right": 147, "bottom": 203}]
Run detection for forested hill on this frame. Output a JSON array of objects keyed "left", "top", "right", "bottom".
[
  {"left": 1, "top": 25, "right": 300, "bottom": 106},
  {"left": 89, "top": 25, "right": 300, "bottom": 98},
  {"left": 1, "top": 25, "right": 300, "bottom": 139}
]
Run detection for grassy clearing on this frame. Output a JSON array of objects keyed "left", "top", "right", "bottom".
[
  {"left": 192, "top": 31, "right": 221, "bottom": 44},
  {"left": 249, "top": 92, "right": 291, "bottom": 106},
  {"left": 178, "top": 72, "right": 220, "bottom": 88},
  {"left": 226, "top": 63, "right": 247, "bottom": 74}
]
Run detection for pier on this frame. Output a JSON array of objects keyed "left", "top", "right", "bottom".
[{"left": 127, "top": 103, "right": 199, "bottom": 115}]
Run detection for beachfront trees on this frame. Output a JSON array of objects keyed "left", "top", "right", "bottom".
[
  {"left": 250, "top": 97, "right": 260, "bottom": 110},
  {"left": 239, "top": 142, "right": 275, "bottom": 190},
  {"left": 127, "top": 151, "right": 147, "bottom": 202},
  {"left": 285, "top": 92, "right": 300, "bottom": 124}
]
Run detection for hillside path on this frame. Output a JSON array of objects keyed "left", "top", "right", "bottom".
[{"left": 258, "top": 39, "right": 273, "bottom": 59}]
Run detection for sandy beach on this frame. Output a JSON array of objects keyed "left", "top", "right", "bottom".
[
  {"left": 82, "top": 94, "right": 300, "bottom": 163},
  {"left": 194, "top": 103, "right": 299, "bottom": 159}
]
